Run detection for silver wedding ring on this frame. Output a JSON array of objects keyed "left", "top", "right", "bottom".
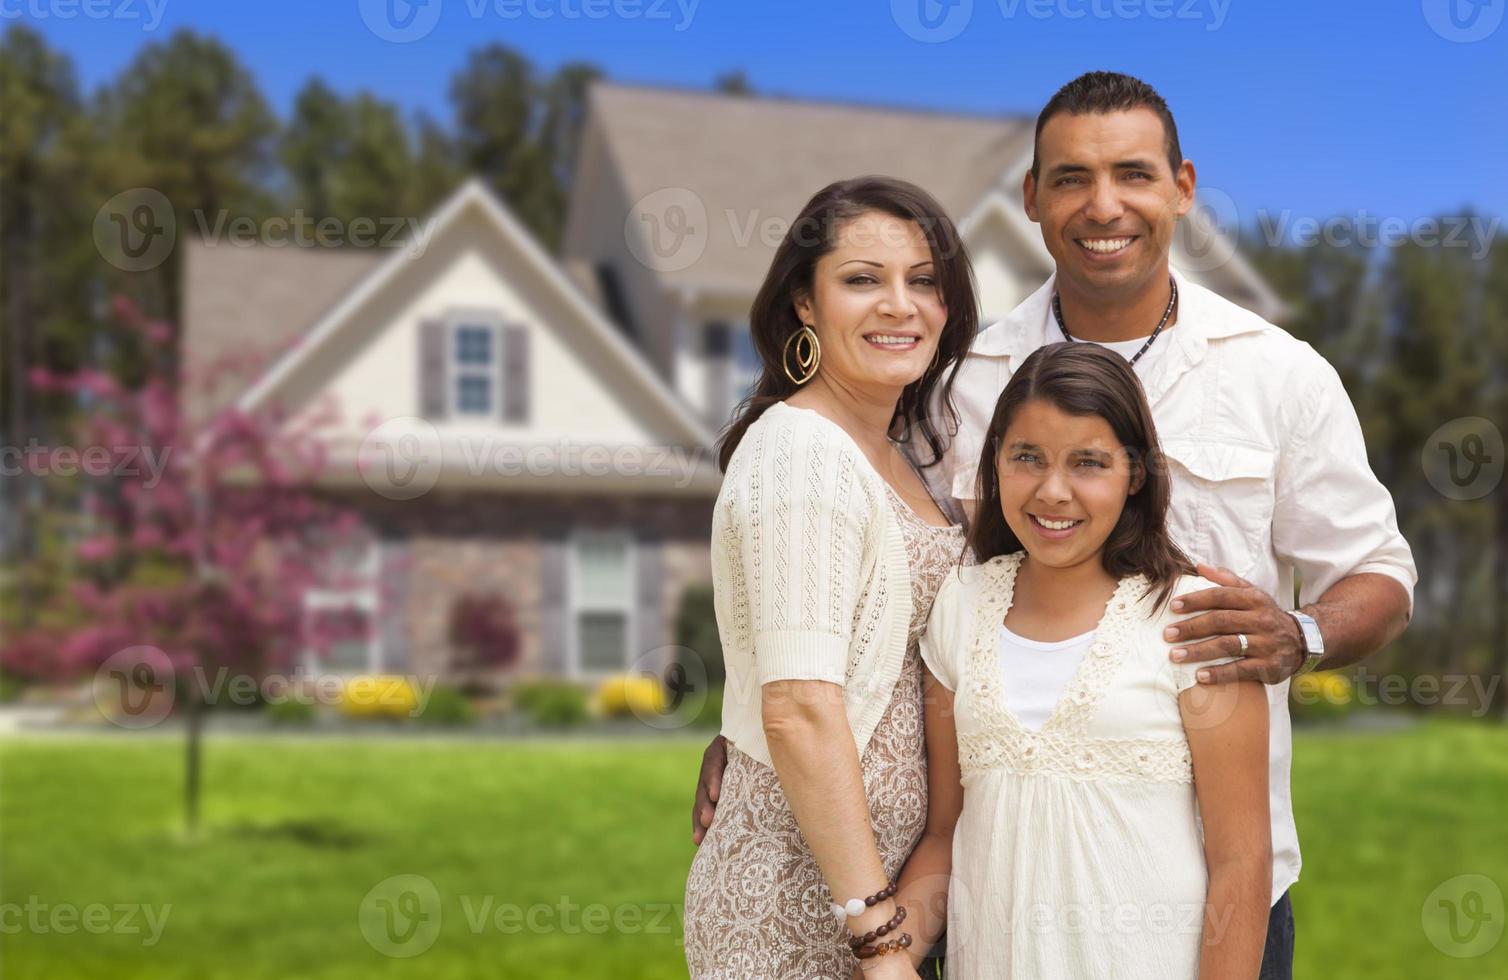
[{"left": 1237, "top": 633, "right": 1249, "bottom": 654}]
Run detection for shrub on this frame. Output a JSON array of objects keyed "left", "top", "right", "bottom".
[
  {"left": 265, "top": 697, "right": 316, "bottom": 726},
  {"left": 512, "top": 679, "right": 588, "bottom": 729},
  {"left": 673, "top": 584, "right": 725, "bottom": 689},
  {"left": 415, "top": 686, "right": 476, "bottom": 726},
  {"left": 447, "top": 593, "right": 521, "bottom": 672},
  {"left": 693, "top": 686, "right": 723, "bottom": 729}
]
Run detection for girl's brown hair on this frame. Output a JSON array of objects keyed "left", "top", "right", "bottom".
[
  {"left": 715, "top": 176, "right": 978, "bottom": 472},
  {"left": 964, "top": 342, "right": 1194, "bottom": 608}
]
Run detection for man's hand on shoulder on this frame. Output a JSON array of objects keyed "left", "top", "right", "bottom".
[{"left": 1164, "top": 563, "right": 1305, "bottom": 684}]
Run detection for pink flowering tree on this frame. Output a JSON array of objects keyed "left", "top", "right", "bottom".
[{"left": 8, "top": 296, "right": 377, "bottom": 833}]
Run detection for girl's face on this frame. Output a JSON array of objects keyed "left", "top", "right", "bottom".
[
  {"left": 793, "top": 211, "right": 948, "bottom": 393},
  {"left": 995, "top": 398, "right": 1143, "bottom": 573}
]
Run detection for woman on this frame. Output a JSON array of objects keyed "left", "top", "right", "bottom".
[
  {"left": 913, "top": 342, "right": 1272, "bottom": 978},
  {"left": 682, "top": 176, "right": 977, "bottom": 979}
]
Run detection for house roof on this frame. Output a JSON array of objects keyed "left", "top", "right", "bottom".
[
  {"left": 575, "top": 82, "right": 1286, "bottom": 323},
  {"left": 181, "top": 241, "right": 384, "bottom": 427},
  {"left": 579, "top": 82, "right": 1035, "bottom": 295},
  {"left": 182, "top": 179, "right": 716, "bottom": 449}
]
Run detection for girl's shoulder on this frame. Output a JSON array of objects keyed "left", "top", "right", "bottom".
[
  {"left": 950, "top": 552, "right": 1023, "bottom": 597},
  {"left": 929, "top": 553, "right": 1022, "bottom": 631},
  {"left": 1144, "top": 572, "right": 1223, "bottom": 625}
]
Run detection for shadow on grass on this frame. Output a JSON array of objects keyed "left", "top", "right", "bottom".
[{"left": 222, "top": 819, "right": 372, "bottom": 849}]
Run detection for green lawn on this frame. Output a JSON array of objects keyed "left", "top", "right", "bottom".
[{"left": 0, "top": 721, "right": 1504, "bottom": 979}]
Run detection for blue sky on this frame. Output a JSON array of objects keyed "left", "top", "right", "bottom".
[{"left": 15, "top": 0, "right": 1507, "bottom": 232}]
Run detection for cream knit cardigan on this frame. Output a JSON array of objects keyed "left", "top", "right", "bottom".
[{"left": 711, "top": 402, "right": 913, "bottom": 768}]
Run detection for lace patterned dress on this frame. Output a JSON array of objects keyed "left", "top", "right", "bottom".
[
  {"left": 919, "top": 553, "right": 1244, "bottom": 980},
  {"left": 684, "top": 485, "right": 964, "bottom": 980}
]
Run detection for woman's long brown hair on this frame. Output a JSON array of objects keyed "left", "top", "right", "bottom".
[
  {"left": 964, "top": 342, "right": 1195, "bottom": 609},
  {"left": 715, "top": 176, "right": 978, "bottom": 472}
]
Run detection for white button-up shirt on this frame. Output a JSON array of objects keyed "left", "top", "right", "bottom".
[{"left": 926, "top": 269, "right": 1418, "bottom": 904}]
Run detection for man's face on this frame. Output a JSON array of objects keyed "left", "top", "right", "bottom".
[{"left": 1023, "top": 108, "right": 1196, "bottom": 303}]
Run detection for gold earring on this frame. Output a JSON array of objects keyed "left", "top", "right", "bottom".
[{"left": 783, "top": 324, "right": 821, "bottom": 385}]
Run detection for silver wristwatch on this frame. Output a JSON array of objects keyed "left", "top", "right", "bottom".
[{"left": 1289, "top": 611, "right": 1325, "bottom": 674}]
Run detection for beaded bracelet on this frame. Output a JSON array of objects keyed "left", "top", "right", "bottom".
[
  {"left": 829, "top": 879, "right": 899, "bottom": 921},
  {"left": 847, "top": 905, "right": 907, "bottom": 951},
  {"left": 853, "top": 932, "right": 913, "bottom": 960}
]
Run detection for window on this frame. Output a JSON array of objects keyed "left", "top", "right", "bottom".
[
  {"left": 703, "top": 320, "right": 761, "bottom": 426},
  {"left": 732, "top": 324, "right": 760, "bottom": 401},
  {"left": 451, "top": 322, "right": 497, "bottom": 416},
  {"left": 570, "top": 532, "right": 633, "bottom": 676},
  {"left": 303, "top": 534, "right": 382, "bottom": 675}
]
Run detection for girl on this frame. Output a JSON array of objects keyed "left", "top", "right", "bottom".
[{"left": 905, "top": 342, "right": 1271, "bottom": 979}]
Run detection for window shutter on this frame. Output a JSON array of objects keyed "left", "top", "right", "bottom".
[
  {"left": 635, "top": 533, "right": 665, "bottom": 669},
  {"left": 539, "top": 533, "right": 569, "bottom": 675},
  {"left": 501, "top": 324, "right": 530, "bottom": 423},
  {"left": 377, "top": 540, "right": 410, "bottom": 672},
  {"left": 419, "top": 319, "right": 447, "bottom": 420}
]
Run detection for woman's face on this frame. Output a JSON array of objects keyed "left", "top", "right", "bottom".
[
  {"left": 793, "top": 211, "right": 948, "bottom": 393},
  {"left": 995, "top": 398, "right": 1143, "bottom": 573}
]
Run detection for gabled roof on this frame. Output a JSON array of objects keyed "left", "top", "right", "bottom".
[
  {"left": 183, "top": 179, "right": 714, "bottom": 447},
  {"left": 574, "top": 82, "right": 1035, "bottom": 295},
  {"left": 575, "top": 82, "right": 1285, "bottom": 322},
  {"left": 181, "top": 241, "right": 384, "bottom": 427}
]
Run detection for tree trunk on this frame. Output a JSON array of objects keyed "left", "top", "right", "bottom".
[
  {"left": 1487, "top": 488, "right": 1508, "bottom": 721},
  {"left": 184, "top": 688, "right": 203, "bottom": 835}
]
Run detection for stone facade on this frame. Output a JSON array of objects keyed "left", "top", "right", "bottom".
[{"left": 342, "top": 488, "right": 715, "bottom": 680}]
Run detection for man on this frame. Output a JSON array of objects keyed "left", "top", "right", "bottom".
[{"left": 690, "top": 72, "right": 1416, "bottom": 980}]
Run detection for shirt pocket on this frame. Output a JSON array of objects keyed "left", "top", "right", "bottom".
[{"left": 1159, "top": 439, "right": 1277, "bottom": 577}]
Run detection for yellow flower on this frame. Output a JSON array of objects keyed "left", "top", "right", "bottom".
[
  {"left": 338, "top": 675, "right": 419, "bottom": 719},
  {"left": 591, "top": 675, "right": 667, "bottom": 718},
  {"left": 1292, "top": 670, "right": 1353, "bottom": 708}
]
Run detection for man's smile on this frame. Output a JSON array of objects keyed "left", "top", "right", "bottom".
[{"left": 1075, "top": 235, "right": 1138, "bottom": 258}]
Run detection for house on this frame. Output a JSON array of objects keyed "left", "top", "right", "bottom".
[
  {"left": 180, "top": 82, "right": 1283, "bottom": 685},
  {"left": 563, "top": 84, "right": 1283, "bottom": 429}
]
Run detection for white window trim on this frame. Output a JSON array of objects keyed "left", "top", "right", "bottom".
[
  {"left": 446, "top": 311, "right": 503, "bottom": 419},
  {"left": 566, "top": 529, "right": 635, "bottom": 680},
  {"left": 302, "top": 537, "right": 384, "bottom": 676}
]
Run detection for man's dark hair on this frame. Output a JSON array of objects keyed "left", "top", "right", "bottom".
[{"left": 1030, "top": 71, "right": 1183, "bottom": 178}]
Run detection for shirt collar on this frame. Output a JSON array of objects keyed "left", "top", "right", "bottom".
[{"left": 970, "top": 268, "right": 1268, "bottom": 368}]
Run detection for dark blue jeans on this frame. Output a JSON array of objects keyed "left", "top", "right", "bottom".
[
  {"left": 1259, "top": 890, "right": 1296, "bottom": 980},
  {"left": 914, "top": 890, "right": 1294, "bottom": 979}
]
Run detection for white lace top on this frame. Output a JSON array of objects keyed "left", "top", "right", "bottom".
[
  {"left": 920, "top": 552, "right": 1241, "bottom": 979},
  {"left": 711, "top": 401, "right": 934, "bottom": 768}
]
